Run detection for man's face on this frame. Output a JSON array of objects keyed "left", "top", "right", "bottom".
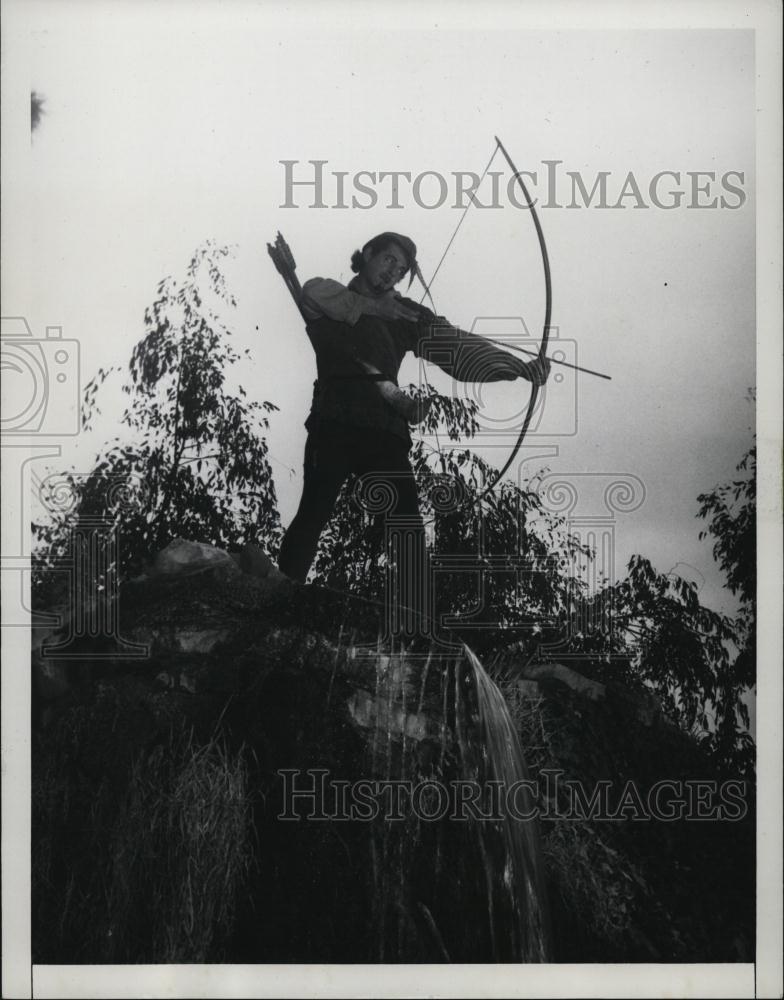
[{"left": 362, "top": 243, "right": 409, "bottom": 295}]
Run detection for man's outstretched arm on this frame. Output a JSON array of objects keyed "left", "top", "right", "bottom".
[{"left": 405, "top": 307, "right": 551, "bottom": 386}]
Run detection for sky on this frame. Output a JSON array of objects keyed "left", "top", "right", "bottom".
[
  {"left": 2, "top": 3, "right": 782, "bottom": 996},
  {"left": 4, "top": 4, "right": 757, "bottom": 618}
]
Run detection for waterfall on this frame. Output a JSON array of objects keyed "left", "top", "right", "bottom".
[
  {"left": 362, "top": 638, "right": 550, "bottom": 962},
  {"left": 462, "top": 644, "right": 550, "bottom": 962}
]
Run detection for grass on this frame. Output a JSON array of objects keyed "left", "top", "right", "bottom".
[{"left": 33, "top": 709, "right": 254, "bottom": 963}]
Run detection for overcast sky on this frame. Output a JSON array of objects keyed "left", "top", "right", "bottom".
[
  {"left": 5, "top": 4, "right": 758, "bottom": 618},
  {"left": 3, "top": 3, "right": 783, "bottom": 996}
]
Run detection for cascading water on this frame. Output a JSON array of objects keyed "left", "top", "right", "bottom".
[
  {"left": 462, "top": 644, "right": 550, "bottom": 962},
  {"left": 362, "top": 638, "right": 550, "bottom": 963}
]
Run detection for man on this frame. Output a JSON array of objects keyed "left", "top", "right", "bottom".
[{"left": 277, "top": 231, "right": 549, "bottom": 585}]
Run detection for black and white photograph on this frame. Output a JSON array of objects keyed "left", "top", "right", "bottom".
[{"left": 1, "top": 1, "right": 781, "bottom": 997}]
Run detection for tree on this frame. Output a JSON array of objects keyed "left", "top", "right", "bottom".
[
  {"left": 34, "top": 242, "right": 281, "bottom": 589},
  {"left": 310, "top": 380, "right": 756, "bottom": 776},
  {"left": 310, "top": 385, "right": 593, "bottom": 656},
  {"left": 696, "top": 433, "right": 756, "bottom": 770},
  {"left": 587, "top": 431, "right": 757, "bottom": 776}
]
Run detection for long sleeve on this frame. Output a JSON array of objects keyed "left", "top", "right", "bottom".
[
  {"left": 301, "top": 277, "right": 366, "bottom": 326},
  {"left": 403, "top": 308, "right": 523, "bottom": 383},
  {"left": 299, "top": 282, "right": 526, "bottom": 442}
]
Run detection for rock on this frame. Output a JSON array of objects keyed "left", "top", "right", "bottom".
[
  {"left": 607, "top": 680, "right": 665, "bottom": 728},
  {"left": 235, "top": 542, "right": 286, "bottom": 583},
  {"left": 522, "top": 662, "right": 607, "bottom": 702},
  {"left": 514, "top": 679, "right": 543, "bottom": 700},
  {"left": 32, "top": 607, "right": 73, "bottom": 701},
  {"left": 31, "top": 564, "right": 754, "bottom": 967},
  {"left": 136, "top": 626, "right": 232, "bottom": 656},
  {"left": 347, "top": 688, "right": 431, "bottom": 742},
  {"left": 34, "top": 655, "right": 72, "bottom": 701},
  {"left": 150, "top": 538, "right": 240, "bottom": 579}
]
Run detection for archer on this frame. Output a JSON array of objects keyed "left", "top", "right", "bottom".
[{"left": 277, "top": 230, "right": 551, "bottom": 584}]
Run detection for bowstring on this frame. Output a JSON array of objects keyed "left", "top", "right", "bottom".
[
  {"left": 413, "top": 143, "right": 501, "bottom": 486},
  {"left": 417, "top": 142, "right": 500, "bottom": 312}
]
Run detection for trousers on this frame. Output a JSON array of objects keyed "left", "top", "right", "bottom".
[{"left": 278, "top": 420, "right": 424, "bottom": 585}]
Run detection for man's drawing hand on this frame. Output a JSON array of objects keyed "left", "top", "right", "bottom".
[{"left": 366, "top": 295, "right": 421, "bottom": 323}]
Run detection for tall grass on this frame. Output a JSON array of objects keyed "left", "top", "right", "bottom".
[{"left": 33, "top": 719, "right": 254, "bottom": 963}]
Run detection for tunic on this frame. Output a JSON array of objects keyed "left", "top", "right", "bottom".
[{"left": 301, "top": 276, "right": 522, "bottom": 443}]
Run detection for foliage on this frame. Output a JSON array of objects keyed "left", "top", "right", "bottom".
[
  {"left": 311, "top": 386, "right": 592, "bottom": 655},
  {"left": 33, "top": 702, "right": 254, "bottom": 963},
  {"left": 696, "top": 437, "right": 756, "bottom": 770},
  {"left": 311, "top": 382, "right": 755, "bottom": 775},
  {"left": 594, "top": 556, "right": 753, "bottom": 776},
  {"left": 500, "top": 670, "right": 754, "bottom": 962},
  {"left": 33, "top": 242, "right": 281, "bottom": 588},
  {"left": 31, "top": 247, "right": 755, "bottom": 776},
  {"left": 697, "top": 443, "right": 755, "bottom": 607}
]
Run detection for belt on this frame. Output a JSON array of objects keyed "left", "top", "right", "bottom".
[{"left": 320, "top": 373, "right": 394, "bottom": 383}]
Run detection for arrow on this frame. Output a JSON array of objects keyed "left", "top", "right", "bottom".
[{"left": 476, "top": 334, "right": 611, "bottom": 380}]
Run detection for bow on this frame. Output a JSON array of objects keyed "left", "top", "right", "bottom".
[
  {"left": 417, "top": 136, "right": 553, "bottom": 502},
  {"left": 476, "top": 135, "right": 552, "bottom": 502}
]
